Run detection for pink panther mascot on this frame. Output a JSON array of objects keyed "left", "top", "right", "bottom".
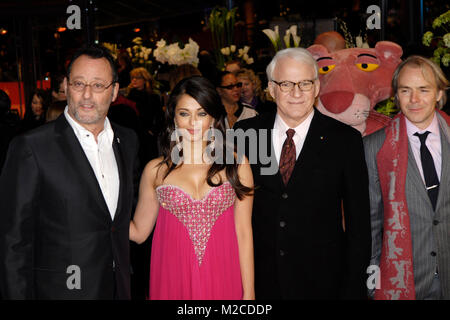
[{"left": 307, "top": 41, "right": 403, "bottom": 136}]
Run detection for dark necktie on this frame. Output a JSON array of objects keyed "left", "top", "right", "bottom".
[
  {"left": 414, "top": 131, "right": 439, "bottom": 210},
  {"left": 279, "top": 129, "right": 296, "bottom": 186}
]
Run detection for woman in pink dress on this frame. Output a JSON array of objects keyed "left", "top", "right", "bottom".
[{"left": 130, "top": 76, "right": 255, "bottom": 300}]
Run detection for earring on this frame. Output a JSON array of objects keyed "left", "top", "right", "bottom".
[
  {"left": 203, "top": 124, "right": 215, "bottom": 164},
  {"left": 209, "top": 123, "right": 217, "bottom": 155},
  {"left": 174, "top": 123, "right": 182, "bottom": 152}
]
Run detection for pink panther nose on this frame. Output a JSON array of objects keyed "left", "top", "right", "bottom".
[{"left": 320, "top": 92, "right": 354, "bottom": 114}]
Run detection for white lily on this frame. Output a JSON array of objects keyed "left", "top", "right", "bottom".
[
  {"left": 262, "top": 25, "right": 280, "bottom": 51},
  {"left": 354, "top": 36, "right": 370, "bottom": 48},
  {"left": 355, "top": 36, "right": 363, "bottom": 48},
  {"left": 221, "top": 47, "right": 231, "bottom": 56},
  {"left": 156, "top": 39, "right": 166, "bottom": 48},
  {"left": 283, "top": 29, "right": 291, "bottom": 48},
  {"left": 289, "top": 25, "right": 301, "bottom": 47},
  {"left": 293, "top": 35, "right": 301, "bottom": 47},
  {"left": 188, "top": 38, "right": 200, "bottom": 52},
  {"left": 237, "top": 46, "right": 249, "bottom": 58},
  {"left": 154, "top": 38, "right": 200, "bottom": 67}
]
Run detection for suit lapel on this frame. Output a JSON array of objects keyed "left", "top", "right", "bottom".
[
  {"left": 54, "top": 115, "right": 111, "bottom": 220},
  {"left": 436, "top": 115, "right": 450, "bottom": 216},
  {"left": 111, "top": 126, "right": 126, "bottom": 222},
  {"left": 406, "top": 141, "right": 431, "bottom": 211},
  {"left": 257, "top": 112, "right": 284, "bottom": 191}
]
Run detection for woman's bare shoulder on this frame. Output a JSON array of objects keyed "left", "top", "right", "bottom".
[{"left": 142, "top": 156, "right": 169, "bottom": 188}]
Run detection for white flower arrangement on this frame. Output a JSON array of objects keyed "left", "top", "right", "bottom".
[
  {"left": 283, "top": 25, "right": 301, "bottom": 48},
  {"left": 153, "top": 38, "right": 200, "bottom": 67},
  {"left": 126, "top": 37, "right": 153, "bottom": 70},
  {"left": 220, "top": 45, "right": 254, "bottom": 65},
  {"left": 263, "top": 25, "right": 301, "bottom": 52},
  {"left": 337, "top": 19, "right": 370, "bottom": 49},
  {"left": 102, "top": 42, "right": 119, "bottom": 60}
]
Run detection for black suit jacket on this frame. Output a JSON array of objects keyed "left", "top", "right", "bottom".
[
  {"left": 234, "top": 109, "right": 371, "bottom": 299},
  {"left": 0, "top": 114, "right": 139, "bottom": 299}
]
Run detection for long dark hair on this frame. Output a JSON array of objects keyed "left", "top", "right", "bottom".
[
  {"left": 23, "top": 89, "right": 49, "bottom": 121},
  {"left": 159, "top": 75, "right": 252, "bottom": 200}
]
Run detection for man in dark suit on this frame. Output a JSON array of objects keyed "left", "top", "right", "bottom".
[
  {"left": 234, "top": 48, "right": 371, "bottom": 299},
  {"left": 0, "top": 45, "right": 139, "bottom": 299}
]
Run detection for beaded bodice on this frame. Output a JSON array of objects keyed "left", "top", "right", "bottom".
[{"left": 156, "top": 181, "right": 236, "bottom": 266}]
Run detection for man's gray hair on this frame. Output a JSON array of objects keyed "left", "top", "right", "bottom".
[{"left": 266, "top": 48, "right": 319, "bottom": 81}]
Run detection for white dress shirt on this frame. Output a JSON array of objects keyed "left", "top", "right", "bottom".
[
  {"left": 272, "top": 110, "right": 315, "bottom": 164},
  {"left": 64, "top": 107, "right": 120, "bottom": 219},
  {"left": 406, "top": 112, "right": 442, "bottom": 184}
]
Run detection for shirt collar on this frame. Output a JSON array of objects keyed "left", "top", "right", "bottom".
[
  {"left": 64, "top": 106, "right": 114, "bottom": 142},
  {"left": 405, "top": 111, "right": 440, "bottom": 139},
  {"left": 274, "top": 109, "right": 315, "bottom": 138}
]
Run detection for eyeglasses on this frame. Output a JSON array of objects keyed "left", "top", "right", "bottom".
[
  {"left": 271, "top": 79, "right": 316, "bottom": 92},
  {"left": 68, "top": 80, "right": 116, "bottom": 93},
  {"left": 219, "top": 82, "right": 243, "bottom": 90}
]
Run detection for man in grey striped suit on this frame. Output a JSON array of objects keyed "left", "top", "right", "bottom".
[{"left": 364, "top": 55, "right": 450, "bottom": 300}]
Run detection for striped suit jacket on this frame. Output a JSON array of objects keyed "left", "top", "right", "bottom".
[{"left": 363, "top": 112, "right": 450, "bottom": 299}]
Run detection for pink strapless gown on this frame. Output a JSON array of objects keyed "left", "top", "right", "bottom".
[{"left": 149, "top": 181, "right": 243, "bottom": 300}]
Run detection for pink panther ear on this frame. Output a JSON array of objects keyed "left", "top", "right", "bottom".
[
  {"left": 307, "top": 44, "right": 330, "bottom": 60},
  {"left": 375, "top": 41, "right": 403, "bottom": 61}
]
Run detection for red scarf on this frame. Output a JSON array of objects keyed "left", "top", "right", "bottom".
[{"left": 375, "top": 110, "right": 450, "bottom": 300}]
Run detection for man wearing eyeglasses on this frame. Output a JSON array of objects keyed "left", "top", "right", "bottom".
[
  {"left": 0, "top": 45, "right": 139, "bottom": 299},
  {"left": 234, "top": 48, "right": 371, "bottom": 299}
]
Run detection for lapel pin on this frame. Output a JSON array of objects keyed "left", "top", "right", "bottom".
[
  {"left": 117, "top": 137, "right": 120, "bottom": 144},
  {"left": 320, "top": 136, "right": 324, "bottom": 140}
]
